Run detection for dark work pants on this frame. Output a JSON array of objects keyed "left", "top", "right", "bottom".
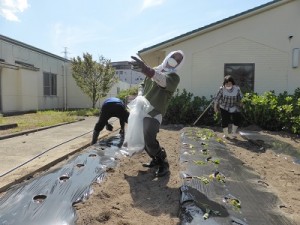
[
  {"left": 94, "top": 103, "right": 126, "bottom": 132},
  {"left": 143, "top": 117, "right": 161, "bottom": 158},
  {"left": 220, "top": 108, "right": 241, "bottom": 128}
]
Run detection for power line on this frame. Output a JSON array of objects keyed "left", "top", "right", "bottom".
[{"left": 62, "top": 47, "right": 70, "bottom": 59}]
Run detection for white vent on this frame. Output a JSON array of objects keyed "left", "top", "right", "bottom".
[{"left": 292, "top": 48, "right": 299, "bottom": 68}]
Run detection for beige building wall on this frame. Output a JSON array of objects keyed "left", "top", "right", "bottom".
[
  {"left": 19, "top": 69, "right": 39, "bottom": 111},
  {"left": 139, "top": 0, "right": 300, "bottom": 98},
  {"left": 1, "top": 68, "right": 21, "bottom": 112},
  {"left": 66, "top": 70, "right": 93, "bottom": 109},
  {"left": 0, "top": 37, "right": 92, "bottom": 113}
]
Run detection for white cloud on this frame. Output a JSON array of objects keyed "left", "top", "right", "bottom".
[
  {"left": 141, "top": 0, "right": 165, "bottom": 11},
  {"left": 0, "top": 0, "right": 29, "bottom": 22}
]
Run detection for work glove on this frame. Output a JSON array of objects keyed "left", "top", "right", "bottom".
[
  {"left": 130, "top": 56, "right": 155, "bottom": 78},
  {"left": 106, "top": 123, "right": 113, "bottom": 131}
]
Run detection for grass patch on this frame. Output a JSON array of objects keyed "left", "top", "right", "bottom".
[{"left": 0, "top": 109, "right": 99, "bottom": 135}]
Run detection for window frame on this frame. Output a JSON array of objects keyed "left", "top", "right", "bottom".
[
  {"left": 224, "top": 63, "right": 255, "bottom": 93},
  {"left": 43, "top": 72, "right": 57, "bottom": 96}
]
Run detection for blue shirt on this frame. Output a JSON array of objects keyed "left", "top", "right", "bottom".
[{"left": 103, "top": 97, "right": 125, "bottom": 107}]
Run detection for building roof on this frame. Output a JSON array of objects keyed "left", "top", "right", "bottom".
[
  {"left": 0, "top": 34, "right": 69, "bottom": 62},
  {"left": 138, "top": 0, "right": 289, "bottom": 55}
]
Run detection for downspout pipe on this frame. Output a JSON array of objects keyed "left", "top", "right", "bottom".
[
  {"left": 0, "top": 66, "right": 2, "bottom": 113},
  {"left": 62, "top": 62, "right": 67, "bottom": 110}
]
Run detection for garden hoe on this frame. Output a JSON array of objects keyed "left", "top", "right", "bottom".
[{"left": 193, "top": 101, "right": 214, "bottom": 126}]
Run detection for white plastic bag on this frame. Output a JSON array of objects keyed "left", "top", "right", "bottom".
[{"left": 123, "top": 96, "right": 153, "bottom": 156}]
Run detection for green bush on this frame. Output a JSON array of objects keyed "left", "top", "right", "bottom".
[
  {"left": 163, "top": 88, "right": 300, "bottom": 134},
  {"left": 241, "top": 91, "right": 281, "bottom": 130},
  {"left": 163, "top": 89, "right": 213, "bottom": 125},
  {"left": 109, "top": 85, "right": 300, "bottom": 134},
  {"left": 241, "top": 88, "right": 300, "bottom": 134},
  {"left": 117, "top": 86, "right": 138, "bottom": 103}
]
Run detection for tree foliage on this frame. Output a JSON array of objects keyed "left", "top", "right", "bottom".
[
  {"left": 117, "top": 86, "right": 138, "bottom": 102},
  {"left": 71, "top": 53, "right": 117, "bottom": 108}
]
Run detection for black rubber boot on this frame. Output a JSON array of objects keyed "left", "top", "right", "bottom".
[
  {"left": 91, "top": 130, "right": 100, "bottom": 145},
  {"left": 142, "top": 157, "right": 159, "bottom": 168},
  {"left": 155, "top": 149, "right": 170, "bottom": 177}
]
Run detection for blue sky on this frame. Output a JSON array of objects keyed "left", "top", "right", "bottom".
[{"left": 0, "top": 0, "right": 272, "bottom": 62}]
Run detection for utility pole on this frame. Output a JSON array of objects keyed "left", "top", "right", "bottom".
[{"left": 62, "top": 47, "right": 69, "bottom": 60}]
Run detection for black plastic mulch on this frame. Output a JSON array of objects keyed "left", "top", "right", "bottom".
[
  {"left": 0, "top": 136, "right": 124, "bottom": 225},
  {"left": 178, "top": 127, "right": 297, "bottom": 225}
]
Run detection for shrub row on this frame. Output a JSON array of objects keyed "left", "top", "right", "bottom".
[
  {"left": 163, "top": 89, "right": 215, "bottom": 126},
  {"left": 117, "top": 86, "right": 300, "bottom": 134},
  {"left": 241, "top": 88, "right": 300, "bottom": 134},
  {"left": 163, "top": 88, "right": 300, "bottom": 135}
]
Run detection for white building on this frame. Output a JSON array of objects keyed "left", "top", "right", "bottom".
[
  {"left": 111, "top": 61, "right": 144, "bottom": 86},
  {"left": 0, "top": 35, "right": 130, "bottom": 114},
  {"left": 138, "top": 0, "right": 300, "bottom": 98}
]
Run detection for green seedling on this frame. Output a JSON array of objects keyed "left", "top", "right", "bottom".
[
  {"left": 193, "top": 160, "right": 207, "bottom": 165},
  {"left": 212, "top": 159, "right": 220, "bottom": 164},
  {"left": 202, "top": 204, "right": 221, "bottom": 220},
  {"left": 224, "top": 196, "right": 241, "bottom": 210},
  {"left": 209, "top": 171, "right": 226, "bottom": 183},
  {"left": 203, "top": 208, "right": 211, "bottom": 220},
  {"left": 230, "top": 199, "right": 241, "bottom": 209},
  {"left": 215, "top": 173, "right": 225, "bottom": 183},
  {"left": 206, "top": 157, "right": 220, "bottom": 164},
  {"left": 195, "top": 176, "right": 210, "bottom": 184},
  {"left": 215, "top": 137, "right": 224, "bottom": 143}
]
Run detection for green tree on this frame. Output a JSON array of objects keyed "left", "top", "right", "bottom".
[
  {"left": 117, "top": 86, "right": 138, "bottom": 102},
  {"left": 71, "top": 53, "right": 117, "bottom": 108}
]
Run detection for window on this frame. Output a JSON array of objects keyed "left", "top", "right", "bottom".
[
  {"left": 43, "top": 72, "right": 57, "bottom": 96},
  {"left": 224, "top": 63, "right": 255, "bottom": 93},
  {"left": 112, "top": 64, "right": 131, "bottom": 70}
]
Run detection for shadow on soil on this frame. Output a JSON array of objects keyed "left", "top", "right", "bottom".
[{"left": 124, "top": 170, "right": 180, "bottom": 218}]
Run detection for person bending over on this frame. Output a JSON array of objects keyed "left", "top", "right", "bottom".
[{"left": 91, "top": 97, "right": 129, "bottom": 145}]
